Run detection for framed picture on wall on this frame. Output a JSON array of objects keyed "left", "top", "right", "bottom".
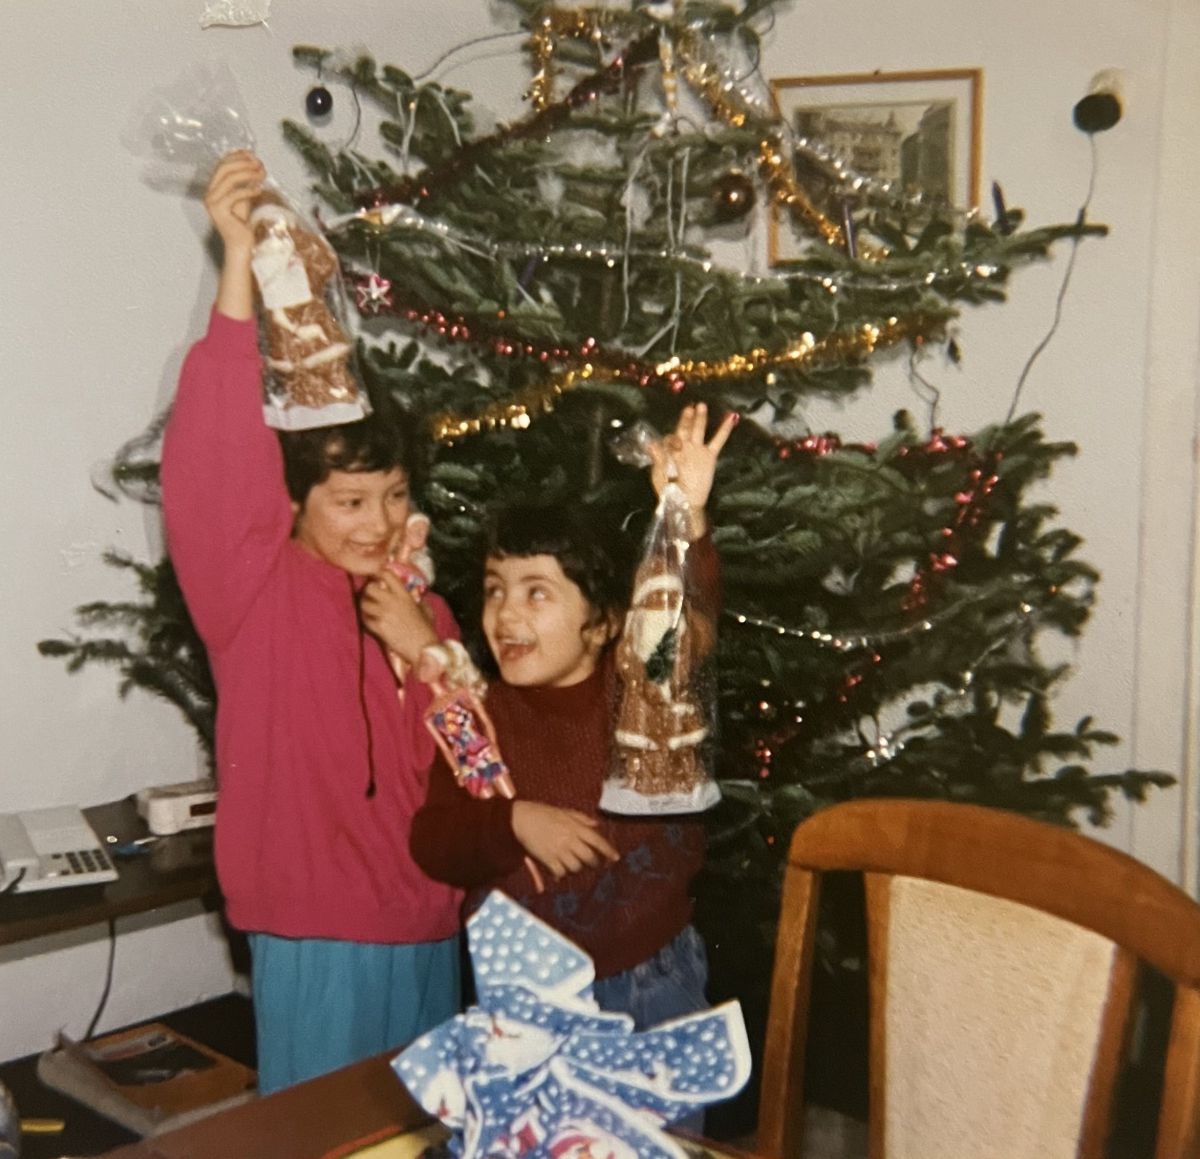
[{"left": 768, "top": 68, "right": 983, "bottom": 265}]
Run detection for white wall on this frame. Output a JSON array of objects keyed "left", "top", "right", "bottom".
[{"left": 0, "top": 0, "right": 1194, "bottom": 1061}]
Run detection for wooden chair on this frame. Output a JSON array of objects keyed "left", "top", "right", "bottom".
[{"left": 756, "top": 799, "right": 1200, "bottom": 1159}]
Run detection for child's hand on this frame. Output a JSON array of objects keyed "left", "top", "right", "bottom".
[
  {"left": 203, "top": 150, "right": 264, "bottom": 255},
  {"left": 511, "top": 801, "right": 619, "bottom": 879},
  {"left": 203, "top": 150, "right": 265, "bottom": 321},
  {"left": 649, "top": 403, "right": 737, "bottom": 539},
  {"left": 360, "top": 570, "right": 439, "bottom": 663}
]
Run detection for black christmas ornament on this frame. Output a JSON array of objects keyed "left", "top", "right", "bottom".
[
  {"left": 1073, "top": 70, "right": 1123, "bottom": 134},
  {"left": 306, "top": 84, "right": 333, "bottom": 119},
  {"left": 712, "top": 170, "right": 755, "bottom": 223}
]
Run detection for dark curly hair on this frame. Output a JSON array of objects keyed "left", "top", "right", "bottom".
[
  {"left": 483, "top": 501, "right": 635, "bottom": 628},
  {"left": 278, "top": 405, "right": 418, "bottom": 506}
]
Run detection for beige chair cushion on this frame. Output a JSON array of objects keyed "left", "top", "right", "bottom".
[{"left": 882, "top": 875, "right": 1117, "bottom": 1159}]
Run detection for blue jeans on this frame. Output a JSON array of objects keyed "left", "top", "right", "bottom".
[{"left": 592, "top": 924, "right": 710, "bottom": 1135}]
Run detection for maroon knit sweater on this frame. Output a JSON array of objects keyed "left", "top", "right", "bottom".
[{"left": 410, "top": 538, "right": 718, "bottom": 979}]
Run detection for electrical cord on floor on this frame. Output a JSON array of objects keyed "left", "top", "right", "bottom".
[{"left": 83, "top": 918, "right": 117, "bottom": 1041}]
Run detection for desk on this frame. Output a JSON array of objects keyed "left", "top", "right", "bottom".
[
  {"left": 98, "top": 1052, "right": 766, "bottom": 1159},
  {"left": 0, "top": 799, "right": 218, "bottom": 946}
]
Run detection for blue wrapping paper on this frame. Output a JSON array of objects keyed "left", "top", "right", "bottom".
[{"left": 392, "top": 892, "right": 751, "bottom": 1158}]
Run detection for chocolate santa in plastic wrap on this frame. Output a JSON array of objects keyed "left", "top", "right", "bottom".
[
  {"left": 601, "top": 447, "right": 721, "bottom": 815},
  {"left": 248, "top": 190, "right": 368, "bottom": 429},
  {"left": 126, "top": 64, "right": 369, "bottom": 430}
]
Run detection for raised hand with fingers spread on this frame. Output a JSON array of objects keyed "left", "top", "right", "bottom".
[{"left": 647, "top": 402, "right": 738, "bottom": 539}]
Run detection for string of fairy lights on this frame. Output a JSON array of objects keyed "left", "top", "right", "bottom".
[{"left": 329, "top": 202, "right": 1002, "bottom": 297}]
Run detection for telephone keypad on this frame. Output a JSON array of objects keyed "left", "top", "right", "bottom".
[{"left": 47, "top": 848, "right": 112, "bottom": 877}]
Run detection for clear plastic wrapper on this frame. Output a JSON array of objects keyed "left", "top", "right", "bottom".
[
  {"left": 199, "top": 0, "right": 271, "bottom": 29},
  {"left": 125, "top": 64, "right": 368, "bottom": 430},
  {"left": 601, "top": 423, "right": 720, "bottom": 815}
]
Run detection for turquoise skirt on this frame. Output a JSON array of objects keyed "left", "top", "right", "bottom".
[{"left": 247, "top": 932, "right": 461, "bottom": 1094}]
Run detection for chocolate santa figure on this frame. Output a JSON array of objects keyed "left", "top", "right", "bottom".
[
  {"left": 603, "top": 484, "right": 720, "bottom": 815},
  {"left": 248, "top": 190, "right": 368, "bottom": 429}
]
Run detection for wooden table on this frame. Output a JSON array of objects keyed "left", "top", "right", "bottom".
[
  {"left": 97, "top": 1052, "right": 766, "bottom": 1159},
  {"left": 0, "top": 798, "right": 218, "bottom": 946},
  {"left": 99, "top": 1053, "right": 416, "bottom": 1159}
]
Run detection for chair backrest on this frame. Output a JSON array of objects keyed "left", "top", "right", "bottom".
[{"left": 756, "top": 799, "right": 1200, "bottom": 1159}]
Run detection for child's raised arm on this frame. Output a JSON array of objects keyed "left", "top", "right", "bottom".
[
  {"left": 203, "top": 150, "right": 265, "bottom": 321},
  {"left": 648, "top": 403, "right": 737, "bottom": 540}
]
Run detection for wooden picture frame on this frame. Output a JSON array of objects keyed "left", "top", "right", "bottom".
[{"left": 768, "top": 68, "right": 983, "bottom": 265}]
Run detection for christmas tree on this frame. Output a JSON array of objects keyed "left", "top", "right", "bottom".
[
  {"left": 276, "top": 3, "right": 1165, "bottom": 858},
  {"left": 40, "top": 0, "right": 1170, "bottom": 1128}
]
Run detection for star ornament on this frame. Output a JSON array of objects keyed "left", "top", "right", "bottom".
[
  {"left": 354, "top": 272, "right": 393, "bottom": 315},
  {"left": 392, "top": 892, "right": 751, "bottom": 1159}
]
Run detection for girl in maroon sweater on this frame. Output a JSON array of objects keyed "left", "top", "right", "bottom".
[{"left": 411, "top": 405, "right": 734, "bottom": 1029}]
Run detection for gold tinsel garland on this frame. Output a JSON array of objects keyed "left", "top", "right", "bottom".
[
  {"left": 675, "top": 29, "right": 848, "bottom": 250},
  {"left": 521, "top": 9, "right": 849, "bottom": 251},
  {"left": 429, "top": 314, "right": 939, "bottom": 444},
  {"left": 653, "top": 315, "right": 931, "bottom": 381},
  {"left": 430, "top": 363, "right": 622, "bottom": 443},
  {"left": 527, "top": 8, "right": 617, "bottom": 110}
]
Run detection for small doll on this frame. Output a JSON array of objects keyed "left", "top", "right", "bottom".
[
  {"left": 417, "top": 641, "right": 515, "bottom": 800},
  {"left": 418, "top": 642, "right": 544, "bottom": 894},
  {"left": 387, "top": 510, "right": 435, "bottom": 600},
  {"left": 383, "top": 512, "right": 436, "bottom": 695},
  {"left": 248, "top": 190, "right": 368, "bottom": 429}
]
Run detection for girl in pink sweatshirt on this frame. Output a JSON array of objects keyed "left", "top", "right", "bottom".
[{"left": 161, "top": 152, "right": 462, "bottom": 1093}]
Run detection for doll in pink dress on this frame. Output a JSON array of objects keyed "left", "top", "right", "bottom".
[
  {"left": 417, "top": 641, "right": 515, "bottom": 800},
  {"left": 417, "top": 640, "right": 544, "bottom": 894}
]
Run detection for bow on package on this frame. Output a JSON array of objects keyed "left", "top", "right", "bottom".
[{"left": 393, "top": 892, "right": 750, "bottom": 1159}]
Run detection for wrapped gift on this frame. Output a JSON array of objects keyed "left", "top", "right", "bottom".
[{"left": 393, "top": 892, "right": 751, "bottom": 1159}]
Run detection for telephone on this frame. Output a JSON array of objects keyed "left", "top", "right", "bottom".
[{"left": 0, "top": 806, "right": 118, "bottom": 893}]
